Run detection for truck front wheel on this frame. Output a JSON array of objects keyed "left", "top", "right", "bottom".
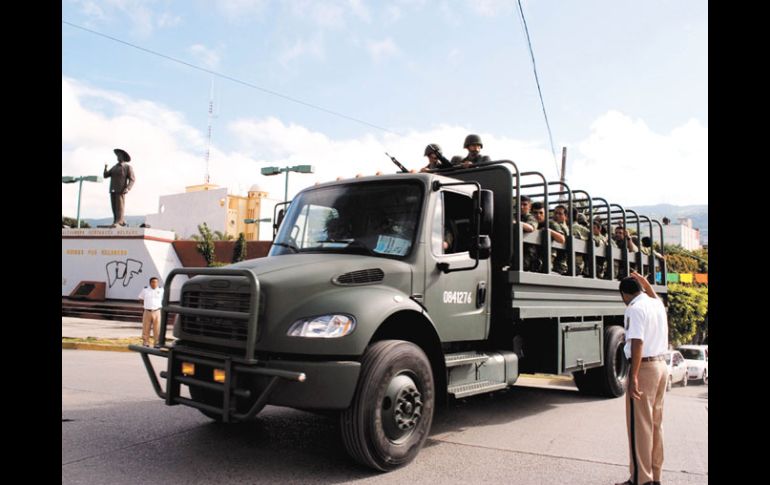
[{"left": 340, "top": 340, "right": 435, "bottom": 471}]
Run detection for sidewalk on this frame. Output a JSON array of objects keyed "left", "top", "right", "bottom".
[{"left": 62, "top": 316, "right": 174, "bottom": 352}]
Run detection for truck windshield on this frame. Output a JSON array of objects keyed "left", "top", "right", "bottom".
[{"left": 270, "top": 181, "right": 423, "bottom": 259}]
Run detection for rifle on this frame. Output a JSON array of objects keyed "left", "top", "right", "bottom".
[{"left": 385, "top": 152, "right": 409, "bottom": 173}]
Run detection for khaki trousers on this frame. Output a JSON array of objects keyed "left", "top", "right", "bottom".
[
  {"left": 625, "top": 360, "right": 667, "bottom": 484},
  {"left": 142, "top": 309, "right": 161, "bottom": 345}
]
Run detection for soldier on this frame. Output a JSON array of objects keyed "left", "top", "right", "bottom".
[
  {"left": 612, "top": 225, "right": 638, "bottom": 279},
  {"left": 590, "top": 217, "right": 609, "bottom": 278},
  {"left": 456, "top": 134, "right": 492, "bottom": 168},
  {"left": 550, "top": 204, "right": 571, "bottom": 274},
  {"left": 420, "top": 143, "right": 452, "bottom": 172},
  {"left": 515, "top": 196, "right": 539, "bottom": 271},
  {"left": 570, "top": 209, "right": 590, "bottom": 275},
  {"left": 104, "top": 148, "right": 136, "bottom": 227}
]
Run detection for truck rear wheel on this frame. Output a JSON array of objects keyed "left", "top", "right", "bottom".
[
  {"left": 340, "top": 340, "right": 435, "bottom": 471},
  {"left": 573, "top": 325, "right": 628, "bottom": 398}
]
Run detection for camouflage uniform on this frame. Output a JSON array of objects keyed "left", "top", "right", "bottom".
[
  {"left": 572, "top": 223, "right": 590, "bottom": 275},
  {"left": 590, "top": 232, "right": 609, "bottom": 278},
  {"left": 549, "top": 220, "right": 570, "bottom": 274},
  {"left": 520, "top": 212, "right": 541, "bottom": 271}
]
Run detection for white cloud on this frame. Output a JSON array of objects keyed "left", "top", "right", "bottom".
[
  {"left": 348, "top": 0, "right": 372, "bottom": 23},
  {"left": 217, "top": 0, "right": 268, "bottom": 21},
  {"left": 62, "top": 79, "right": 707, "bottom": 223},
  {"left": 385, "top": 5, "right": 402, "bottom": 23},
  {"left": 570, "top": 111, "right": 707, "bottom": 206},
  {"left": 189, "top": 44, "right": 221, "bottom": 69},
  {"left": 468, "top": 0, "right": 516, "bottom": 17},
  {"left": 279, "top": 36, "right": 325, "bottom": 68},
  {"left": 72, "top": 0, "right": 181, "bottom": 36},
  {"left": 366, "top": 38, "right": 399, "bottom": 62}
]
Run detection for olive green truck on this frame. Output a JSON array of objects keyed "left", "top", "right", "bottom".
[{"left": 130, "top": 161, "right": 667, "bottom": 471}]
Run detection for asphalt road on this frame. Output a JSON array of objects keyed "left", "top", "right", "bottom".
[{"left": 62, "top": 350, "right": 708, "bottom": 485}]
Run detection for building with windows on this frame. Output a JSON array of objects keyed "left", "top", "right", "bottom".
[
  {"left": 145, "top": 183, "right": 278, "bottom": 240},
  {"left": 662, "top": 217, "right": 702, "bottom": 250}
]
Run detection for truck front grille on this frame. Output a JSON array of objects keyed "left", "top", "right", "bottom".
[{"left": 181, "top": 291, "right": 252, "bottom": 342}]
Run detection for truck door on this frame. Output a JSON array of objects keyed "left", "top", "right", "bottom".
[{"left": 423, "top": 190, "right": 491, "bottom": 341}]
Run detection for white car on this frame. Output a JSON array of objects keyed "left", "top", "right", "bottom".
[
  {"left": 664, "top": 350, "right": 688, "bottom": 391},
  {"left": 677, "top": 345, "right": 708, "bottom": 384}
]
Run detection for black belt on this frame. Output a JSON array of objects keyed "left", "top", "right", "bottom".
[{"left": 145, "top": 308, "right": 161, "bottom": 311}]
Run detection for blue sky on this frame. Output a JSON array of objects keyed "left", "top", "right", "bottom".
[{"left": 62, "top": 0, "right": 708, "bottom": 219}]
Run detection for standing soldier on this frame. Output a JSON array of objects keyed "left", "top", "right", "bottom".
[
  {"left": 420, "top": 144, "right": 452, "bottom": 172},
  {"left": 457, "top": 134, "right": 492, "bottom": 168},
  {"left": 104, "top": 148, "right": 136, "bottom": 227}
]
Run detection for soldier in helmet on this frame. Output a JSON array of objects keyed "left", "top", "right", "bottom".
[
  {"left": 457, "top": 134, "right": 492, "bottom": 168},
  {"left": 420, "top": 143, "right": 452, "bottom": 172},
  {"left": 103, "top": 148, "right": 136, "bottom": 227}
]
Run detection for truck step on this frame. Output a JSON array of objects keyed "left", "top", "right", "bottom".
[
  {"left": 444, "top": 352, "right": 490, "bottom": 368},
  {"left": 448, "top": 380, "right": 507, "bottom": 399}
]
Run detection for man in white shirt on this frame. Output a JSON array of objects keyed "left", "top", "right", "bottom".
[
  {"left": 615, "top": 271, "right": 668, "bottom": 485},
  {"left": 138, "top": 277, "right": 164, "bottom": 348}
]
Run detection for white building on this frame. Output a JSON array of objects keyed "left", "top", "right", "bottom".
[
  {"left": 145, "top": 183, "right": 280, "bottom": 240},
  {"left": 662, "top": 217, "right": 702, "bottom": 251}
]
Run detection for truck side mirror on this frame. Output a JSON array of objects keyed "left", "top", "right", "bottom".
[
  {"left": 273, "top": 209, "right": 286, "bottom": 240},
  {"left": 470, "top": 235, "right": 491, "bottom": 260},
  {"left": 473, "top": 189, "right": 494, "bottom": 235}
]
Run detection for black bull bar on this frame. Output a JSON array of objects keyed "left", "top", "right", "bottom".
[{"left": 129, "top": 267, "right": 306, "bottom": 422}]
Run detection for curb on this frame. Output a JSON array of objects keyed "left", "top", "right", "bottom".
[{"left": 62, "top": 342, "right": 133, "bottom": 352}]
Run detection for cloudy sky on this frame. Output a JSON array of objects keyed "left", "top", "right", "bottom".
[{"left": 62, "top": 0, "right": 707, "bottom": 219}]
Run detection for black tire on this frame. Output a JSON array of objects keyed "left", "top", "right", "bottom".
[
  {"left": 340, "top": 340, "right": 435, "bottom": 471},
  {"left": 681, "top": 372, "right": 688, "bottom": 387},
  {"left": 573, "top": 326, "right": 628, "bottom": 398},
  {"left": 701, "top": 369, "right": 708, "bottom": 385}
]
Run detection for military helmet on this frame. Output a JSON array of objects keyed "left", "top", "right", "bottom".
[
  {"left": 424, "top": 143, "right": 442, "bottom": 156},
  {"left": 464, "top": 134, "right": 483, "bottom": 149}
]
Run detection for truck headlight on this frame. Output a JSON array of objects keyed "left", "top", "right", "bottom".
[{"left": 287, "top": 314, "right": 356, "bottom": 338}]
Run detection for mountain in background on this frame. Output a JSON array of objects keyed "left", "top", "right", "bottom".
[
  {"left": 627, "top": 204, "right": 707, "bottom": 245},
  {"left": 80, "top": 215, "right": 146, "bottom": 228}
]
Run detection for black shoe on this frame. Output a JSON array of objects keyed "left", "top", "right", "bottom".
[{"left": 153, "top": 344, "right": 161, "bottom": 349}]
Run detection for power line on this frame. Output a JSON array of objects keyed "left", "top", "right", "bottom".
[
  {"left": 62, "top": 20, "right": 403, "bottom": 136},
  {"left": 514, "top": 0, "right": 560, "bottom": 179}
]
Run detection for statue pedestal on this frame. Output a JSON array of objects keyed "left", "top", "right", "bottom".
[{"left": 62, "top": 228, "right": 184, "bottom": 301}]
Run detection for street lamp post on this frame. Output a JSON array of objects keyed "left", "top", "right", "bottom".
[
  {"left": 62, "top": 175, "right": 102, "bottom": 228},
  {"left": 243, "top": 217, "right": 273, "bottom": 241},
  {"left": 260, "top": 165, "right": 314, "bottom": 203}
]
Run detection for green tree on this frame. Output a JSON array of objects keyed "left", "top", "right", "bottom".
[
  {"left": 62, "top": 216, "right": 91, "bottom": 228},
  {"left": 213, "top": 230, "right": 234, "bottom": 241},
  {"left": 195, "top": 223, "right": 216, "bottom": 266},
  {"left": 667, "top": 284, "right": 708, "bottom": 347},
  {"left": 233, "top": 233, "right": 248, "bottom": 263},
  {"left": 666, "top": 254, "right": 699, "bottom": 273}
]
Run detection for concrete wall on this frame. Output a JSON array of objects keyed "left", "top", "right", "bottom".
[
  {"left": 145, "top": 187, "right": 228, "bottom": 239},
  {"left": 62, "top": 228, "right": 185, "bottom": 301},
  {"left": 663, "top": 224, "right": 702, "bottom": 251}
]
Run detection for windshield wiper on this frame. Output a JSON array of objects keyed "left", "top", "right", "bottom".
[
  {"left": 272, "top": 242, "right": 299, "bottom": 253},
  {"left": 315, "top": 239, "right": 376, "bottom": 256}
]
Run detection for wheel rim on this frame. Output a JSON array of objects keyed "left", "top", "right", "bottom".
[{"left": 381, "top": 373, "right": 423, "bottom": 444}]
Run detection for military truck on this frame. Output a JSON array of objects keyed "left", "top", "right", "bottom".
[{"left": 130, "top": 161, "right": 667, "bottom": 471}]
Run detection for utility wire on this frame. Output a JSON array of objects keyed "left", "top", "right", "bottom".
[
  {"left": 62, "top": 20, "right": 403, "bottom": 136},
  {"left": 514, "top": 0, "right": 560, "bottom": 179}
]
